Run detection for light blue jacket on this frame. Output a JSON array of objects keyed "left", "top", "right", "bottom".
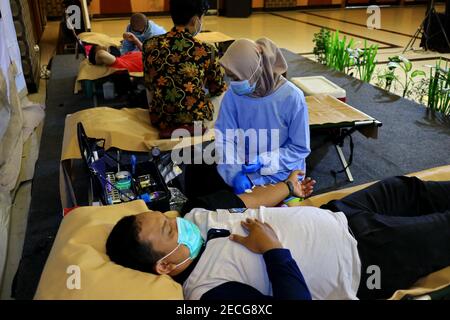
[
  {"left": 215, "top": 81, "right": 311, "bottom": 187},
  {"left": 121, "top": 20, "right": 166, "bottom": 54}
]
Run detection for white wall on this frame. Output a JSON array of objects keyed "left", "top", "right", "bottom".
[
  {"left": 0, "top": 1, "right": 26, "bottom": 286},
  {"left": 0, "top": 1, "right": 27, "bottom": 99}
]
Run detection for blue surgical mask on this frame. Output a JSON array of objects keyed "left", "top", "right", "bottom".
[
  {"left": 229, "top": 56, "right": 262, "bottom": 96},
  {"left": 230, "top": 80, "right": 257, "bottom": 96},
  {"left": 157, "top": 218, "right": 204, "bottom": 269}
]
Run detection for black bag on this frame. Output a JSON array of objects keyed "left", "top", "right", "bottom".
[
  {"left": 77, "top": 122, "right": 171, "bottom": 211},
  {"left": 420, "top": 13, "right": 450, "bottom": 53}
]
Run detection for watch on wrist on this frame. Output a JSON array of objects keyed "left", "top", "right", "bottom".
[{"left": 285, "top": 180, "right": 295, "bottom": 198}]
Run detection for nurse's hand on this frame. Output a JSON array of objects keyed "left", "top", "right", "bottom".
[
  {"left": 233, "top": 172, "right": 253, "bottom": 195},
  {"left": 242, "top": 157, "right": 263, "bottom": 174},
  {"left": 123, "top": 32, "right": 138, "bottom": 43},
  {"left": 230, "top": 218, "right": 283, "bottom": 254}
]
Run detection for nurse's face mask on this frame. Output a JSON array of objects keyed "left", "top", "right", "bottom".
[
  {"left": 157, "top": 218, "right": 204, "bottom": 270},
  {"left": 229, "top": 55, "right": 262, "bottom": 96}
]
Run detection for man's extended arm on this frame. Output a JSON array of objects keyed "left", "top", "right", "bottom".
[{"left": 238, "top": 171, "right": 316, "bottom": 208}]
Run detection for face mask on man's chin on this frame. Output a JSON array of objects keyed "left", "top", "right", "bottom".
[{"left": 157, "top": 217, "right": 204, "bottom": 273}]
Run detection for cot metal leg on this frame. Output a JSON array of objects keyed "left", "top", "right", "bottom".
[
  {"left": 335, "top": 144, "right": 354, "bottom": 182},
  {"left": 93, "top": 81, "right": 98, "bottom": 107},
  {"left": 83, "top": 80, "right": 94, "bottom": 98},
  {"left": 88, "top": 176, "right": 94, "bottom": 206}
]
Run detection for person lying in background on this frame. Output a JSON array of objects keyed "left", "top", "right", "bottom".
[
  {"left": 143, "top": 0, "right": 227, "bottom": 136},
  {"left": 106, "top": 175, "right": 450, "bottom": 300},
  {"left": 215, "top": 38, "right": 310, "bottom": 195},
  {"left": 88, "top": 45, "right": 143, "bottom": 73},
  {"left": 121, "top": 13, "right": 166, "bottom": 54}
]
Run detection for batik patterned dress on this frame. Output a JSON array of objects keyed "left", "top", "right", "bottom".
[{"left": 143, "top": 27, "right": 227, "bottom": 129}]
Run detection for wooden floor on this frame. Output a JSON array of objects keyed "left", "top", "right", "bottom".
[
  {"left": 88, "top": 5, "right": 450, "bottom": 86},
  {"left": 35, "top": 5, "right": 449, "bottom": 84},
  {"left": 89, "top": 5, "right": 447, "bottom": 53}
]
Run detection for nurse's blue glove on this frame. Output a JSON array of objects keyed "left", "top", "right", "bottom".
[
  {"left": 242, "top": 157, "right": 263, "bottom": 174},
  {"left": 233, "top": 172, "right": 253, "bottom": 195}
]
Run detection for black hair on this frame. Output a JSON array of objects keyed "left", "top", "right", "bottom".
[
  {"left": 88, "top": 45, "right": 121, "bottom": 65},
  {"left": 88, "top": 45, "right": 98, "bottom": 65},
  {"left": 130, "top": 13, "right": 148, "bottom": 32},
  {"left": 108, "top": 46, "right": 121, "bottom": 58},
  {"left": 106, "top": 215, "right": 163, "bottom": 273},
  {"left": 170, "top": 0, "right": 209, "bottom": 26}
]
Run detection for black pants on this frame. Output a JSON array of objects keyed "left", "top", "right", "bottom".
[
  {"left": 180, "top": 163, "right": 245, "bottom": 214},
  {"left": 323, "top": 176, "right": 450, "bottom": 300}
]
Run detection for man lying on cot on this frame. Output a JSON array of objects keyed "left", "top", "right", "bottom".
[
  {"left": 106, "top": 171, "right": 450, "bottom": 300},
  {"left": 121, "top": 13, "right": 166, "bottom": 54},
  {"left": 88, "top": 45, "right": 143, "bottom": 73}
]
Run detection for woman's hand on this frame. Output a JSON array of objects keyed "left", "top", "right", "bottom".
[
  {"left": 230, "top": 218, "right": 283, "bottom": 254},
  {"left": 286, "top": 170, "right": 316, "bottom": 198},
  {"left": 233, "top": 172, "right": 253, "bottom": 195}
]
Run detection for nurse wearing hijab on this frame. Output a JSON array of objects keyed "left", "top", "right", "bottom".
[{"left": 215, "top": 38, "right": 311, "bottom": 193}]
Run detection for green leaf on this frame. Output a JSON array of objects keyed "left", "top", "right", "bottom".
[
  {"left": 411, "top": 70, "right": 426, "bottom": 78},
  {"left": 399, "top": 56, "right": 412, "bottom": 72},
  {"left": 385, "top": 74, "right": 397, "bottom": 81},
  {"left": 387, "top": 62, "right": 400, "bottom": 70},
  {"left": 388, "top": 56, "right": 401, "bottom": 63}
]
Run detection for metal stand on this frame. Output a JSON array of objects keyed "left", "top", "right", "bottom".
[
  {"left": 330, "top": 127, "right": 357, "bottom": 183},
  {"left": 88, "top": 175, "right": 95, "bottom": 206},
  {"left": 93, "top": 83, "right": 98, "bottom": 107},
  {"left": 403, "top": 0, "right": 450, "bottom": 53},
  {"left": 335, "top": 145, "right": 354, "bottom": 182}
]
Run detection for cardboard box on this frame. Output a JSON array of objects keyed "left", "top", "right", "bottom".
[{"left": 291, "top": 76, "right": 347, "bottom": 102}]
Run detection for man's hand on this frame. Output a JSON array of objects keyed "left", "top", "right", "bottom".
[
  {"left": 123, "top": 32, "right": 138, "bottom": 43},
  {"left": 301, "top": 177, "right": 316, "bottom": 198},
  {"left": 287, "top": 170, "right": 316, "bottom": 198},
  {"left": 230, "top": 218, "right": 283, "bottom": 254}
]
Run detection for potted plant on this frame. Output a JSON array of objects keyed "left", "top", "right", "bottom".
[
  {"left": 377, "top": 56, "right": 426, "bottom": 98},
  {"left": 313, "top": 28, "right": 331, "bottom": 65},
  {"left": 428, "top": 59, "right": 450, "bottom": 116}
]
